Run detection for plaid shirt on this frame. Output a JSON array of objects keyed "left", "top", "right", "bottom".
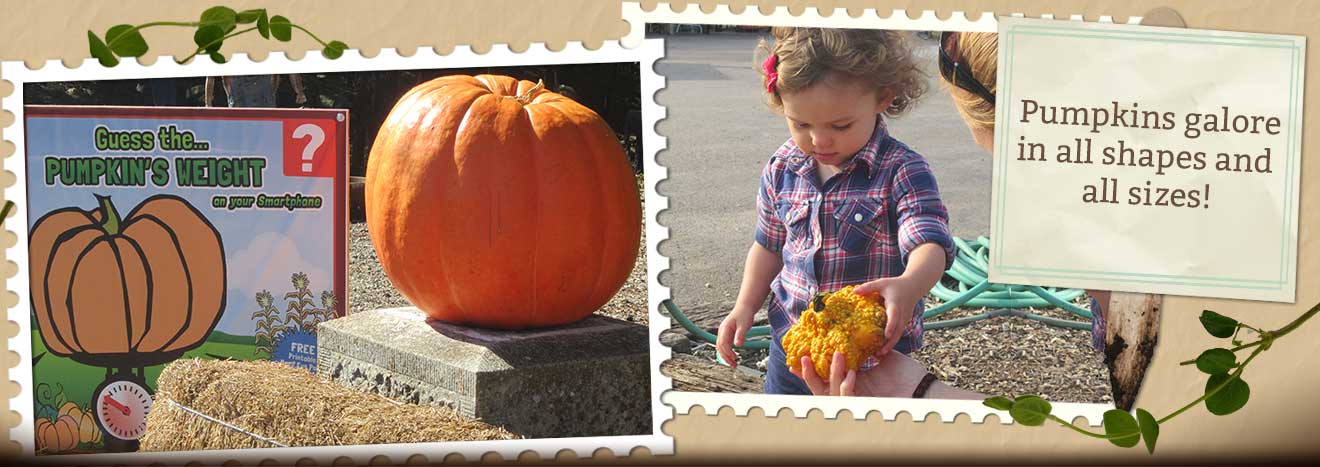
[{"left": 755, "top": 120, "right": 956, "bottom": 351}]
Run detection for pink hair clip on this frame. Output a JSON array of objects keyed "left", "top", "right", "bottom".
[{"left": 763, "top": 54, "right": 778, "bottom": 93}]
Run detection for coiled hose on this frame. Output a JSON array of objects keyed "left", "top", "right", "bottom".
[{"left": 662, "top": 237, "right": 1095, "bottom": 351}]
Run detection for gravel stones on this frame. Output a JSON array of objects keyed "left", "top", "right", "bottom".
[{"left": 348, "top": 222, "right": 648, "bottom": 325}]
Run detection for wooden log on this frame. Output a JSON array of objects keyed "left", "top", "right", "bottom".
[
  {"left": 1093, "top": 8, "right": 1181, "bottom": 413},
  {"left": 1102, "top": 292, "right": 1162, "bottom": 411},
  {"left": 662, "top": 353, "right": 764, "bottom": 393}
]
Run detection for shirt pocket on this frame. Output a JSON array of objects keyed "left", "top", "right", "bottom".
[
  {"left": 776, "top": 200, "right": 812, "bottom": 249},
  {"left": 832, "top": 198, "right": 886, "bottom": 253}
]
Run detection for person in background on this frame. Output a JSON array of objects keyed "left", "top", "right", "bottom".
[
  {"left": 938, "top": 31, "right": 1107, "bottom": 352},
  {"left": 149, "top": 78, "right": 180, "bottom": 106},
  {"left": 205, "top": 74, "right": 307, "bottom": 108}
]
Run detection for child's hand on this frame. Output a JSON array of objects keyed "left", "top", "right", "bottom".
[
  {"left": 715, "top": 307, "right": 756, "bottom": 369},
  {"left": 854, "top": 275, "right": 924, "bottom": 356}
]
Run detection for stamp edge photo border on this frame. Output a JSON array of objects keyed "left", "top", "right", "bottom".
[
  {"left": 624, "top": 0, "right": 1130, "bottom": 426},
  {"left": 1, "top": 38, "right": 675, "bottom": 461}
]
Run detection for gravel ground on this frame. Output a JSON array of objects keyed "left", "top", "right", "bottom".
[
  {"left": 916, "top": 303, "right": 1112, "bottom": 404},
  {"left": 675, "top": 297, "right": 1113, "bottom": 404},
  {"left": 348, "top": 198, "right": 649, "bottom": 325}
]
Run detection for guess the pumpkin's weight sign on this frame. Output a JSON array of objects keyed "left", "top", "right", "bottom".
[{"left": 23, "top": 106, "right": 347, "bottom": 455}]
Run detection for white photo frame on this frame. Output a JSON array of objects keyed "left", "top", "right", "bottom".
[
  {"left": 3, "top": 38, "right": 673, "bottom": 462},
  {"left": 625, "top": 1, "right": 1142, "bottom": 427}
]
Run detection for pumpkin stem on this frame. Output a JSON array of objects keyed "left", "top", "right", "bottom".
[
  {"left": 505, "top": 79, "right": 544, "bottom": 105},
  {"left": 95, "top": 194, "right": 122, "bottom": 236}
]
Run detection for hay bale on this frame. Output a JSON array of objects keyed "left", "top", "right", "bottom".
[{"left": 141, "top": 359, "right": 517, "bottom": 451}]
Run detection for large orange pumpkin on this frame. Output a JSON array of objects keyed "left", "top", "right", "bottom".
[
  {"left": 35, "top": 415, "right": 79, "bottom": 453},
  {"left": 29, "top": 194, "right": 226, "bottom": 367},
  {"left": 366, "top": 75, "right": 641, "bottom": 328}
]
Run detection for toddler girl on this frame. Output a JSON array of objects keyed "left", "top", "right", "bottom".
[{"left": 715, "top": 27, "right": 956, "bottom": 395}]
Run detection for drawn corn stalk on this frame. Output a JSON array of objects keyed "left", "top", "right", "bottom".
[
  {"left": 313, "top": 290, "right": 339, "bottom": 325},
  {"left": 252, "top": 290, "right": 282, "bottom": 356},
  {"left": 283, "top": 272, "right": 318, "bottom": 333}
]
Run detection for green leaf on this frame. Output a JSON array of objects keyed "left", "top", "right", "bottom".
[
  {"left": 194, "top": 25, "right": 225, "bottom": 54},
  {"left": 1008, "top": 395, "right": 1052, "bottom": 426},
  {"left": 1205, "top": 374, "right": 1250, "bottom": 415},
  {"left": 983, "top": 396, "right": 1014, "bottom": 411},
  {"left": 104, "top": 24, "right": 148, "bottom": 57},
  {"left": 1136, "top": 408, "right": 1159, "bottom": 454},
  {"left": 209, "top": 51, "right": 227, "bottom": 64},
  {"left": 36, "top": 404, "right": 57, "bottom": 421},
  {"left": 237, "top": 9, "right": 264, "bottom": 24},
  {"left": 257, "top": 10, "right": 271, "bottom": 39},
  {"left": 270, "top": 15, "right": 292, "bottom": 41},
  {"left": 1200, "top": 310, "right": 1238, "bottom": 338},
  {"left": 322, "top": 40, "right": 347, "bottom": 59},
  {"left": 201, "top": 6, "right": 238, "bottom": 33},
  {"left": 1103, "top": 409, "right": 1141, "bottom": 448},
  {"left": 1195, "top": 348, "right": 1237, "bottom": 375},
  {"left": 87, "top": 31, "right": 119, "bottom": 67}
]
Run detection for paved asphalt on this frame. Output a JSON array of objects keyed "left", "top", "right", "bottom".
[{"left": 654, "top": 31, "right": 993, "bottom": 315}]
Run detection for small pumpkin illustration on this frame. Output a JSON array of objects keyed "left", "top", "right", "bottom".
[
  {"left": 29, "top": 194, "right": 227, "bottom": 367},
  {"left": 57, "top": 401, "right": 100, "bottom": 444},
  {"left": 57, "top": 401, "right": 78, "bottom": 418},
  {"left": 366, "top": 75, "right": 641, "bottom": 329},
  {"left": 35, "top": 415, "right": 79, "bottom": 453}
]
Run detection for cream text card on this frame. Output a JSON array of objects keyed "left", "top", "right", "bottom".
[{"left": 989, "top": 17, "right": 1305, "bottom": 302}]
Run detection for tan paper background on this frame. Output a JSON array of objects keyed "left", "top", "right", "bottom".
[{"left": 2, "top": 0, "right": 1316, "bottom": 463}]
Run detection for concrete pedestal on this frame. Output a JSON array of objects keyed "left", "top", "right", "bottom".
[{"left": 317, "top": 307, "right": 651, "bottom": 438}]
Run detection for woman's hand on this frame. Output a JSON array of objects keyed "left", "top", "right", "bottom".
[
  {"left": 715, "top": 307, "right": 756, "bottom": 369},
  {"left": 791, "top": 351, "right": 934, "bottom": 397},
  {"left": 790, "top": 351, "right": 857, "bottom": 396}
]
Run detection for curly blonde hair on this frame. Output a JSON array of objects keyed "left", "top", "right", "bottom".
[
  {"left": 757, "top": 27, "right": 927, "bottom": 117},
  {"left": 944, "top": 32, "right": 998, "bottom": 130}
]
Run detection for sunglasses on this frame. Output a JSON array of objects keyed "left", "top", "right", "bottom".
[{"left": 939, "top": 31, "right": 996, "bottom": 106}]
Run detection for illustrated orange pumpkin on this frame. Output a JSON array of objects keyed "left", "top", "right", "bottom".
[
  {"left": 366, "top": 75, "right": 641, "bottom": 328},
  {"left": 58, "top": 401, "right": 101, "bottom": 444},
  {"left": 35, "top": 415, "right": 79, "bottom": 453},
  {"left": 29, "top": 194, "right": 226, "bottom": 367}
]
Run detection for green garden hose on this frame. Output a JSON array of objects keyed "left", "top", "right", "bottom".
[
  {"left": 662, "top": 299, "right": 771, "bottom": 350},
  {"left": 661, "top": 237, "right": 1093, "bottom": 351}
]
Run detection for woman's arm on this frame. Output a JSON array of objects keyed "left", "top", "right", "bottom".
[
  {"left": 794, "top": 350, "right": 985, "bottom": 400},
  {"left": 925, "top": 380, "right": 984, "bottom": 400}
]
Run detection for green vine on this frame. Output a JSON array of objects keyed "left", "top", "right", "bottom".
[
  {"left": 985, "top": 301, "right": 1320, "bottom": 453},
  {"left": 87, "top": 6, "right": 348, "bottom": 66},
  {"left": 1, "top": 200, "right": 13, "bottom": 225}
]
